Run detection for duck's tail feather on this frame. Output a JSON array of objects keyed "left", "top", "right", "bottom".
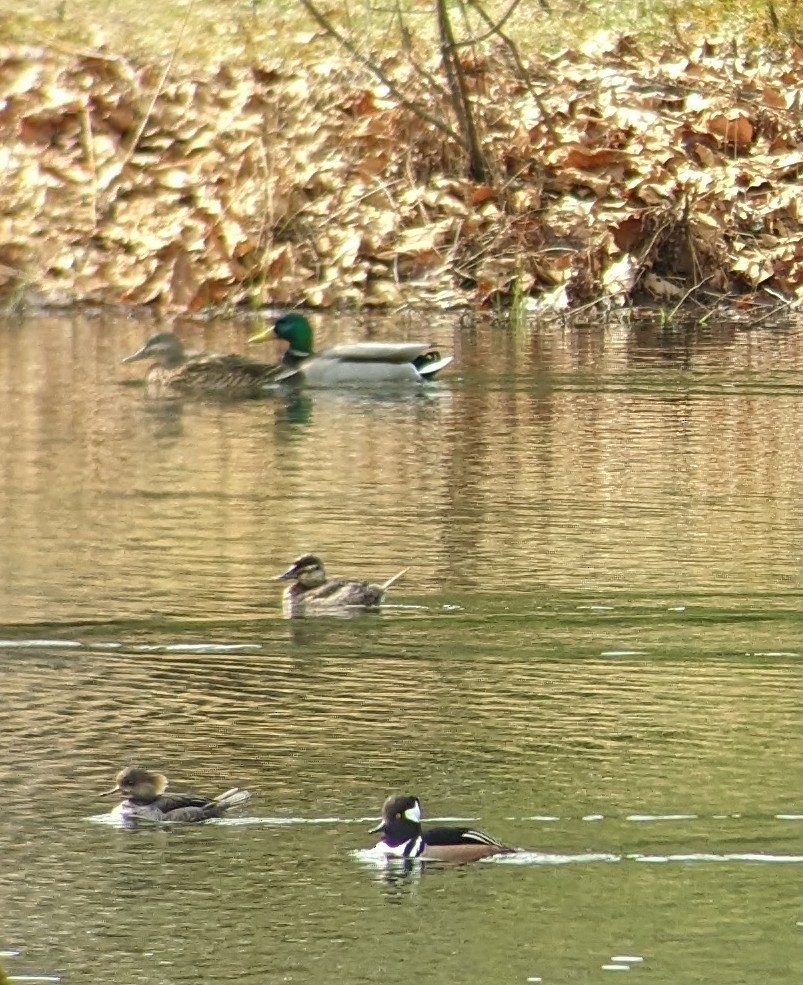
[
  {"left": 381, "top": 568, "right": 409, "bottom": 591},
  {"left": 416, "top": 353, "right": 454, "bottom": 379},
  {"left": 214, "top": 788, "right": 252, "bottom": 811}
]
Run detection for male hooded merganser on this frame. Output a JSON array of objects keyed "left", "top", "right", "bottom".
[
  {"left": 122, "top": 332, "right": 279, "bottom": 398},
  {"left": 102, "top": 767, "right": 251, "bottom": 823},
  {"left": 370, "top": 794, "right": 516, "bottom": 863},
  {"left": 274, "top": 554, "right": 407, "bottom": 617}
]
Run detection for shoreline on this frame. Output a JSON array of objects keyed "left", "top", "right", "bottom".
[{"left": 1, "top": 38, "right": 801, "bottom": 314}]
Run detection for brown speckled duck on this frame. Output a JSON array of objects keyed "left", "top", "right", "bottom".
[
  {"left": 122, "top": 332, "right": 279, "bottom": 397},
  {"left": 274, "top": 553, "right": 407, "bottom": 617},
  {"left": 102, "top": 767, "right": 251, "bottom": 824}
]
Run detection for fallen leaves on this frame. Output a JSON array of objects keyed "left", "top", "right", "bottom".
[{"left": 1, "top": 36, "right": 803, "bottom": 311}]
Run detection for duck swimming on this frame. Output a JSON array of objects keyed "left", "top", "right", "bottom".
[
  {"left": 122, "top": 331, "right": 279, "bottom": 397},
  {"left": 102, "top": 767, "right": 251, "bottom": 824},
  {"left": 274, "top": 553, "right": 407, "bottom": 617},
  {"left": 248, "top": 313, "right": 453, "bottom": 386},
  {"left": 370, "top": 794, "right": 516, "bottom": 863}
]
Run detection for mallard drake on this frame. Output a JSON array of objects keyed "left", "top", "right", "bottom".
[
  {"left": 248, "top": 313, "right": 453, "bottom": 386},
  {"left": 102, "top": 766, "right": 251, "bottom": 824},
  {"left": 122, "top": 331, "right": 279, "bottom": 397},
  {"left": 370, "top": 794, "right": 517, "bottom": 863},
  {"left": 274, "top": 553, "right": 407, "bottom": 617}
]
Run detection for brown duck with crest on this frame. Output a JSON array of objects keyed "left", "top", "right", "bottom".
[{"left": 102, "top": 766, "right": 251, "bottom": 824}]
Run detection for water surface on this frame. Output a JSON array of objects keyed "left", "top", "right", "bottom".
[{"left": 2, "top": 312, "right": 803, "bottom": 984}]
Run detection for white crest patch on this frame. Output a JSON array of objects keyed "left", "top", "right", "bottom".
[{"left": 403, "top": 800, "right": 422, "bottom": 823}]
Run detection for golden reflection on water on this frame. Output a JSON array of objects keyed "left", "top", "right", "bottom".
[
  {"left": 3, "top": 314, "right": 803, "bottom": 625},
  {"left": 4, "top": 313, "right": 803, "bottom": 984}
]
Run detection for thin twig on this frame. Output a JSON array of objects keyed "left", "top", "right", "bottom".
[
  {"left": 466, "top": 0, "right": 559, "bottom": 143},
  {"left": 121, "top": 0, "right": 195, "bottom": 166},
  {"left": 101, "top": 0, "right": 196, "bottom": 209},
  {"left": 454, "top": 0, "right": 526, "bottom": 47},
  {"left": 296, "top": 0, "right": 467, "bottom": 150},
  {"left": 667, "top": 273, "right": 715, "bottom": 319},
  {"left": 79, "top": 103, "right": 97, "bottom": 230},
  {"left": 437, "top": 0, "right": 491, "bottom": 180}
]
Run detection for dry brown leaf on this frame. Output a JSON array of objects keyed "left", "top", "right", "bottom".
[
  {"left": 705, "top": 110, "right": 754, "bottom": 150},
  {"left": 556, "top": 146, "right": 632, "bottom": 170},
  {"left": 3, "top": 61, "right": 42, "bottom": 96},
  {"left": 731, "top": 252, "right": 774, "bottom": 285},
  {"left": 761, "top": 86, "right": 788, "bottom": 109},
  {"left": 394, "top": 250, "right": 445, "bottom": 279},
  {"left": 612, "top": 215, "right": 645, "bottom": 251},
  {"left": 602, "top": 254, "right": 638, "bottom": 297},
  {"left": 470, "top": 184, "right": 495, "bottom": 205},
  {"left": 168, "top": 245, "right": 202, "bottom": 309},
  {"left": 331, "top": 231, "right": 362, "bottom": 267},
  {"left": 365, "top": 279, "right": 403, "bottom": 305},
  {"left": 643, "top": 272, "right": 684, "bottom": 298},
  {"left": 546, "top": 167, "right": 615, "bottom": 196},
  {"left": 380, "top": 220, "right": 454, "bottom": 258},
  {"left": 2, "top": 41, "right": 803, "bottom": 310}
]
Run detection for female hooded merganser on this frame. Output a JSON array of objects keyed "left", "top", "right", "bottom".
[
  {"left": 370, "top": 794, "right": 516, "bottom": 863},
  {"left": 274, "top": 554, "right": 407, "bottom": 617},
  {"left": 122, "top": 331, "right": 279, "bottom": 398},
  {"left": 102, "top": 767, "right": 251, "bottom": 823}
]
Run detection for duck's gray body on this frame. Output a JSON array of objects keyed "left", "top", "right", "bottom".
[
  {"left": 112, "top": 788, "right": 250, "bottom": 825},
  {"left": 250, "top": 314, "right": 454, "bottom": 387},
  {"left": 278, "top": 343, "right": 453, "bottom": 387},
  {"left": 103, "top": 767, "right": 251, "bottom": 826}
]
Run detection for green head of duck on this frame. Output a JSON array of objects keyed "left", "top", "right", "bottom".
[
  {"left": 248, "top": 312, "right": 313, "bottom": 355},
  {"left": 273, "top": 313, "right": 314, "bottom": 356}
]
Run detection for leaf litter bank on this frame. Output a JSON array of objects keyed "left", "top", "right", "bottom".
[{"left": 2, "top": 36, "right": 802, "bottom": 313}]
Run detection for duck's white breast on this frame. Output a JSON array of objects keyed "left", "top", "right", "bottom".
[{"left": 375, "top": 836, "right": 424, "bottom": 858}]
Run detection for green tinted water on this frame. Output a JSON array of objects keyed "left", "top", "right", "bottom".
[{"left": 2, "top": 314, "right": 803, "bottom": 984}]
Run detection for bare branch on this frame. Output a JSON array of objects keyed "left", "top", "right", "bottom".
[
  {"left": 437, "top": 0, "right": 492, "bottom": 180},
  {"left": 295, "top": 0, "right": 467, "bottom": 150},
  {"left": 452, "top": 0, "right": 526, "bottom": 48},
  {"left": 466, "top": 0, "right": 559, "bottom": 143}
]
